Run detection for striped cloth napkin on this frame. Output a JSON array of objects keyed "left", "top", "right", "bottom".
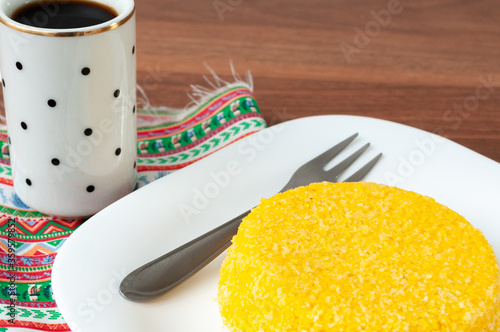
[{"left": 0, "top": 74, "right": 266, "bottom": 331}]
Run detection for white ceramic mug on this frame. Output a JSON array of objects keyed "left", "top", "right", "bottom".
[{"left": 0, "top": 0, "right": 136, "bottom": 217}]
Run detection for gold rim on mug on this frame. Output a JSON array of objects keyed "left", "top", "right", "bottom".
[{"left": 0, "top": 5, "right": 135, "bottom": 37}]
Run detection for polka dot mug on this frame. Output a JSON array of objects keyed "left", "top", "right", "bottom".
[{"left": 0, "top": 0, "right": 137, "bottom": 217}]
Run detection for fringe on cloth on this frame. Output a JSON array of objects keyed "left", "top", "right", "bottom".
[{"left": 136, "top": 62, "right": 253, "bottom": 127}]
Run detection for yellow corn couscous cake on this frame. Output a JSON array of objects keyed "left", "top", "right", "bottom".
[{"left": 218, "top": 182, "right": 500, "bottom": 332}]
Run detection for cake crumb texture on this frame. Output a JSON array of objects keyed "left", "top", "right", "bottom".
[{"left": 218, "top": 182, "right": 500, "bottom": 332}]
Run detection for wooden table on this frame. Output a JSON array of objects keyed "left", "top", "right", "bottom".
[{"left": 135, "top": 0, "right": 500, "bottom": 163}]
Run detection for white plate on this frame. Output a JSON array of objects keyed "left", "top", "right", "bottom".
[{"left": 52, "top": 115, "right": 500, "bottom": 332}]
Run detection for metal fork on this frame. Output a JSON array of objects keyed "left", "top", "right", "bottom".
[{"left": 120, "top": 133, "right": 382, "bottom": 302}]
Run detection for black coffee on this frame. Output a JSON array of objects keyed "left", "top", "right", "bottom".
[{"left": 11, "top": 1, "right": 118, "bottom": 29}]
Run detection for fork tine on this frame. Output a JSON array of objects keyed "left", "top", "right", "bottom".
[
  {"left": 344, "top": 153, "right": 383, "bottom": 182},
  {"left": 303, "top": 133, "right": 358, "bottom": 168},
  {"left": 324, "top": 143, "right": 370, "bottom": 182}
]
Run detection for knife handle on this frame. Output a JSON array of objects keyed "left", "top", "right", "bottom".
[{"left": 120, "top": 209, "right": 250, "bottom": 302}]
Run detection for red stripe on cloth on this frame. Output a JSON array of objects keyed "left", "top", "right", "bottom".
[
  {"left": 0, "top": 299, "right": 58, "bottom": 308},
  {"left": 137, "top": 160, "right": 197, "bottom": 172},
  {"left": 0, "top": 319, "right": 71, "bottom": 331},
  {"left": 0, "top": 177, "right": 13, "bottom": 186}
]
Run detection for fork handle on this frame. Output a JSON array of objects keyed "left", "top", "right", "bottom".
[{"left": 120, "top": 209, "right": 251, "bottom": 302}]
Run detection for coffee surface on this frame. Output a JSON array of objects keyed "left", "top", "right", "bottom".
[{"left": 11, "top": 1, "right": 117, "bottom": 29}]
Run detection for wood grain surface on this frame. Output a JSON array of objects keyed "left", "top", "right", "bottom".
[
  {"left": 135, "top": 0, "right": 500, "bottom": 162},
  {"left": 0, "top": 0, "right": 497, "bottom": 161}
]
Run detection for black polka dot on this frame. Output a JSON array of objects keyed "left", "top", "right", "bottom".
[
  {"left": 114, "top": 89, "right": 120, "bottom": 98},
  {"left": 21, "top": 122, "right": 27, "bottom": 130},
  {"left": 132, "top": 105, "right": 136, "bottom": 114},
  {"left": 84, "top": 128, "right": 93, "bottom": 136},
  {"left": 16, "top": 62, "right": 22, "bottom": 70},
  {"left": 48, "top": 99, "right": 56, "bottom": 107},
  {"left": 26, "top": 179, "right": 32, "bottom": 186},
  {"left": 133, "top": 161, "right": 136, "bottom": 169},
  {"left": 86, "top": 185, "right": 95, "bottom": 193},
  {"left": 132, "top": 46, "right": 135, "bottom": 54},
  {"left": 115, "top": 148, "right": 121, "bottom": 156},
  {"left": 51, "top": 158, "right": 60, "bottom": 166},
  {"left": 2, "top": 79, "right": 5, "bottom": 87},
  {"left": 81, "top": 67, "right": 90, "bottom": 75}
]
